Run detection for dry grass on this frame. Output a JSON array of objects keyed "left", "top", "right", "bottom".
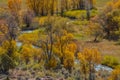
[{"left": 78, "top": 39, "right": 120, "bottom": 61}]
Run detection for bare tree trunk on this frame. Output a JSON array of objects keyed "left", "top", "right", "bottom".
[
  {"left": 89, "top": 63, "right": 92, "bottom": 80},
  {"left": 94, "top": 35, "right": 98, "bottom": 42},
  {"left": 86, "top": 0, "right": 90, "bottom": 20}
]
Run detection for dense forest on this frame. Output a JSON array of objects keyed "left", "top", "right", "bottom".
[{"left": 0, "top": 0, "right": 120, "bottom": 80}]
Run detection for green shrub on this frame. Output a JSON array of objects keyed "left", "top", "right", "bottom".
[
  {"left": 63, "top": 10, "right": 98, "bottom": 20},
  {"left": 102, "top": 55, "right": 119, "bottom": 68},
  {"left": 63, "top": 10, "right": 86, "bottom": 19},
  {"left": 32, "top": 63, "right": 41, "bottom": 70},
  {"left": 91, "top": 9, "right": 98, "bottom": 18}
]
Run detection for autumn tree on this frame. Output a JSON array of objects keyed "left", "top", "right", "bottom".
[
  {"left": 63, "top": 42, "right": 77, "bottom": 71},
  {"left": 0, "top": 52, "right": 15, "bottom": 74},
  {"left": 0, "top": 8, "right": 10, "bottom": 19},
  {"left": 8, "top": 0, "right": 21, "bottom": 12},
  {"left": 0, "top": 20, "right": 8, "bottom": 44},
  {"left": 38, "top": 16, "right": 76, "bottom": 70},
  {"left": 32, "top": 48, "right": 42, "bottom": 63},
  {"left": 85, "top": 0, "right": 91, "bottom": 20},
  {"left": 86, "top": 22, "right": 103, "bottom": 42},
  {"left": 54, "top": 30, "right": 76, "bottom": 71},
  {"left": 26, "top": 0, "right": 95, "bottom": 16},
  {"left": 18, "top": 43, "right": 43, "bottom": 66},
  {"left": 26, "top": 0, "right": 41, "bottom": 16},
  {"left": 20, "top": 44, "right": 32, "bottom": 64},
  {"left": 22, "top": 10, "right": 35, "bottom": 29},
  {"left": 6, "top": 15, "right": 19, "bottom": 41},
  {"left": 0, "top": 40, "right": 18, "bottom": 74},
  {"left": 8, "top": 0, "right": 22, "bottom": 23},
  {"left": 78, "top": 50, "right": 88, "bottom": 80},
  {"left": 0, "top": 15, "right": 19, "bottom": 59},
  {"left": 109, "top": 67, "right": 120, "bottom": 80},
  {"left": 0, "top": 15, "right": 18, "bottom": 41},
  {"left": 97, "top": 0, "right": 120, "bottom": 40},
  {"left": 0, "top": 14, "right": 19, "bottom": 74},
  {"left": 78, "top": 48, "right": 101, "bottom": 80},
  {"left": 38, "top": 16, "right": 56, "bottom": 69}
]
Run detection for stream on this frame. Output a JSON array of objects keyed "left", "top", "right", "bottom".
[
  {"left": 95, "top": 64, "right": 113, "bottom": 72},
  {"left": 20, "top": 30, "right": 33, "bottom": 34},
  {"left": 75, "top": 60, "right": 113, "bottom": 72}
]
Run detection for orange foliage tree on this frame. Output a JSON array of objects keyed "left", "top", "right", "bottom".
[{"left": 8, "top": 0, "right": 22, "bottom": 23}]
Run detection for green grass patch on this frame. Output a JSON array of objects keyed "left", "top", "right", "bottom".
[
  {"left": 102, "top": 55, "right": 120, "bottom": 68},
  {"left": 96, "top": 0, "right": 111, "bottom": 9},
  {"left": 18, "top": 30, "right": 39, "bottom": 44},
  {"left": 63, "top": 9, "right": 98, "bottom": 19},
  {"left": 74, "top": 33, "right": 84, "bottom": 40},
  {"left": 72, "top": 20, "right": 89, "bottom": 25}
]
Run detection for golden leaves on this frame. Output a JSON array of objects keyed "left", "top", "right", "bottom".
[
  {"left": 46, "top": 56, "right": 57, "bottom": 69},
  {"left": 2, "top": 40, "right": 16, "bottom": 52},
  {"left": 114, "top": 0, "right": 120, "bottom": 9},
  {"left": 109, "top": 67, "right": 120, "bottom": 80},
  {"left": 20, "top": 44, "right": 34, "bottom": 63},
  {"left": 78, "top": 48, "right": 101, "bottom": 65},
  {"left": 0, "top": 47, "right": 6, "bottom": 56},
  {"left": 63, "top": 42, "right": 77, "bottom": 69},
  {"left": 78, "top": 48, "right": 101, "bottom": 78},
  {"left": 8, "top": 0, "right": 21, "bottom": 12},
  {"left": 18, "top": 31, "right": 39, "bottom": 44},
  {"left": 20, "top": 43, "right": 42, "bottom": 64},
  {"left": 0, "top": 19, "right": 8, "bottom": 35}
]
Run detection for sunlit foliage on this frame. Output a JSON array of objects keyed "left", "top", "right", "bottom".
[
  {"left": 8, "top": 0, "right": 22, "bottom": 23},
  {"left": 97, "top": 0, "right": 120, "bottom": 40},
  {"left": 26, "top": 0, "right": 95, "bottom": 16},
  {"left": 109, "top": 67, "right": 120, "bottom": 80},
  {"left": 0, "top": 40, "right": 17, "bottom": 74},
  {"left": 78, "top": 48, "right": 101, "bottom": 80}
]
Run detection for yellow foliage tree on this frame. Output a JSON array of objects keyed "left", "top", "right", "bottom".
[
  {"left": 2, "top": 40, "right": 17, "bottom": 57},
  {"left": 109, "top": 67, "right": 120, "bottom": 80},
  {"left": 8, "top": 0, "right": 21, "bottom": 12},
  {"left": 45, "top": 56, "right": 57, "bottom": 69},
  {"left": 0, "top": 40, "right": 18, "bottom": 73},
  {"left": 8, "top": 0, "right": 22, "bottom": 23},
  {"left": 54, "top": 30, "right": 77, "bottom": 71},
  {"left": 20, "top": 44, "right": 33, "bottom": 64},
  {"left": 63, "top": 50, "right": 75, "bottom": 71},
  {"left": 32, "top": 48, "right": 42, "bottom": 63},
  {"left": 26, "top": 0, "right": 95, "bottom": 16},
  {"left": 78, "top": 48, "right": 101, "bottom": 80},
  {"left": 0, "top": 47, "right": 6, "bottom": 56},
  {"left": 114, "top": 0, "right": 120, "bottom": 9},
  {"left": 38, "top": 16, "right": 77, "bottom": 70}
]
